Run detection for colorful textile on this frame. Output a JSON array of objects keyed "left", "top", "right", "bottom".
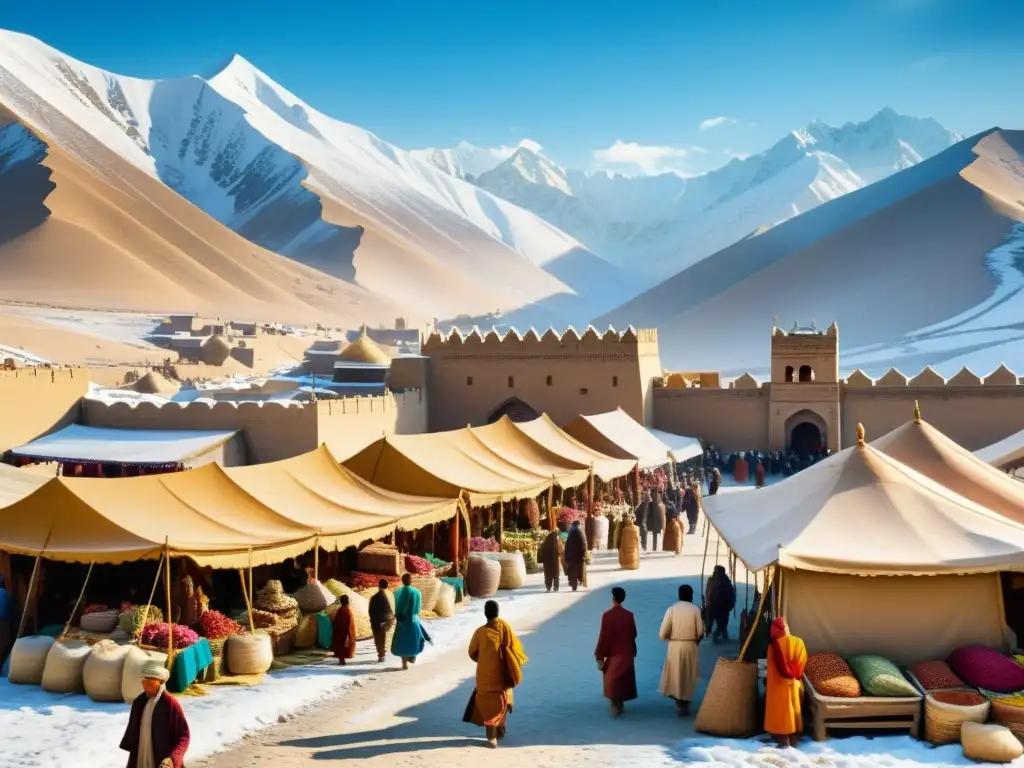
[
  {"left": 315, "top": 611, "right": 332, "bottom": 650},
  {"left": 391, "top": 585, "right": 428, "bottom": 659},
  {"left": 765, "top": 632, "right": 807, "bottom": 736},
  {"left": 167, "top": 639, "right": 212, "bottom": 694}
]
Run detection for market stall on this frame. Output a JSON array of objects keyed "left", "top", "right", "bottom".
[
  {"left": 975, "top": 426, "right": 1024, "bottom": 473},
  {"left": 562, "top": 408, "right": 673, "bottom": 470},
  {"left": 509, "top": 414, "right": 636, "bottom": 480},
  {"left": 703, "top": 424, "right": 1024, "bottom": 743}
]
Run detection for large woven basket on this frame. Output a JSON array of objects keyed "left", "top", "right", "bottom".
[
  {"left": 924, "top": 690, "right": 989, "bottom": 745},
  {"left": 466, "top": 555, "right": 500, "bottom": 598},
  {"left": 205, "top": 638, "right": 226, "bottom": 681},
  {"left": 662, "top": 518, "right": 684, "bottom": 554},
  {"left": 357, "top": 543, "right": 401, "bottom": 576},
  {"left": 694, "top": 657, "right": 758, "bottom": 738},
  {"left": 411, "top": 575, "right": 441, "bottom": 613},
  {"left": 478, "top": 553, "right": 527, "bottom": 590},
  {"left": 79, "top": 610, "right": 119, "bottom": 634},
  {"left": 990, "top": 698, "right": 1024, "bottom": 741},
  {"left": 589, "top": 517, "right": 609, "bottom": 551},
  {"left": 617, "top": 523, "right": 640, "bottom": 570}
]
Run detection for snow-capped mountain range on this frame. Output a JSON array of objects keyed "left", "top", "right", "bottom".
[
  {"left": 0, "top": 30, "right": 633, "bottom": 326},
  {"left": 418, "top": 109, "right": 963, "bottom": 280}
]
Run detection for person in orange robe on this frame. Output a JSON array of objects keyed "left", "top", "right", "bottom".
[
  {"left": 331, "top": 594, "right": 357, "bottom": 665},
  {"left": 764, "top": 617, "right": 808, "bottom": 747},
  {"left": 464, "top": 600, "right": 528, "bottom": 748}
]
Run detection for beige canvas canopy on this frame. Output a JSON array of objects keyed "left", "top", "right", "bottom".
[
  {"left": 975, "top": 427, "right": 1024, "bottom": 471},
  {"left": 225, "top": 445, "right": 460, "bottom": 550},
  {"left": 0, "top": 463, "right": 48, "bottom": 507},
  {"left": 873, "top": 406, "right": 1024, "bottom": 525},
  {"left": 510, "top": 414, "right": 636, "bottom": 480},
  {"left": 704, "top": 425, "right": 1024, "bottom": 576},
  {"left": 563, "top": 408, "right": 672, "bottom": 470},
  {"left": 468, "top": 417, "right": 591, "bottom": 489},
  {"left": 0, "top": 463, "right": 318, "bottom": 567},
  {"left": 344, "top": 428, "right": 553, "bottom": 506}
]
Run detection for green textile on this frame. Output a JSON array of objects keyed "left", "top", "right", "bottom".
[
  {"left": 849, "top": 654, "right": 917, "bottom": 697},
  {"left": 167, "top": 638, "right": 213, "bottom": 694},
  {"left": 439, "top": 576, "right": 465, "bottom": 602},
  {"left": 39, "top": 624, "right": 64, "bottom": 637},
  {"left": 316, "top": 611, "right": 332, "bottom": 650}
]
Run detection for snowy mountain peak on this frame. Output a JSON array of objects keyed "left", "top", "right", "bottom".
[
  {"left": 506, "top": 147, "right": 571, "bottom": 193},
  {"left": 410, "top": 138, "right": 545, "bottom": 180}
]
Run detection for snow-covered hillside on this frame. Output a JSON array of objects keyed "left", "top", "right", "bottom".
[
  {"left": 0, "top": 30, "right": 630, "bottom": 325},
  {"left": 410, "top": 139, "right": 542, "bottom": 181},
  {"left": 429, "top": 109, "right": 962, "bottom": 281}
]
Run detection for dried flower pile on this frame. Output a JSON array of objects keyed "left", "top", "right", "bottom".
[
  {"left": 470, "top": 536, "right": 499, "bottom": 552},
  {"left": 141, "top": 622, "right": 200, "bottom": 649},
  {"left": 118, "top": 605, "right": 163, "bottom": 636},
  {"left": 350, "top": 572, "right": 402, "bottom": 590},
  {"left": 254, "top": 580, "right": 299, "bottom": 614},
  {"left": 404, "top": 554, "right": 435, "bottom": 575},
  {"left": 83, "top": 604, "right": 109, "bottom": 615},
  {"left": 198, "top": 610, "right": 245, "bottom": 640}
]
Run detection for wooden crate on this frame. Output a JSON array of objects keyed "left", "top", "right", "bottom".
[{"left": 804, "top": 675, "right": 922, "bottom": 742}]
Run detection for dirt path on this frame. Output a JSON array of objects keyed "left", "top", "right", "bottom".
[{"left": 197, "top": 531, "right": 745, "bottom": 768}]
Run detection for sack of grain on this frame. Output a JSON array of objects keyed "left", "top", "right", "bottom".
[
  {"left": 961, "top": 722, "right": 1024, "bottom": 763},
  {"left": 79, "top": 609, "right": 119, "bottom": 634},
  {"left": 589, "top": 516, "right": 609, "bottom": 551},
  {"left": 466, "top": 555, "right": 500, "bottom": 598},
  {"left": 295, "top": 614, "right": 318, "bottom": 650},
  {"left": 617, "top": 521, "right": 640, "bottom": 570},
  {"left": 291, "top": 580, "right": 335, "bottom": 614},
  {"left": 121, "top": 647, "right": 167, "bottom": 703},
  {"left": 478, "top": 553, "right": 526, "bottom": 590},
  {"left": 326, "top": 583, "right": 371, "bottom": 640},
  {"left": 411, "top": 574, "right": 442, "bottom": 611},
  {"left": 226, "top": 633, "right": 273, "bottom": 675},
  {"left": 805, "top": 653, "right": 861, "bottom": 698},
  {"left": 41, "top": 640, "right": 92, "bottom": 693},
  {"left": 7, "top": 635, "right": 55, "bottom": 685},
  {"left": 83, "top": 640, "right": 131, "bottom": 702},
  {"left": 255, "top": 580, "right": 299, "bottom": 614},
  {"left": 434, "top": 583, "right": 456, "bottom": 618},
  {"left": 357, "top": 541, "right": 401, "bottom": 575}
]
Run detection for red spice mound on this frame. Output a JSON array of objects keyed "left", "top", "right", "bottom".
[{"left": 931, "top": 690, "right": 985, "bottom": 707}]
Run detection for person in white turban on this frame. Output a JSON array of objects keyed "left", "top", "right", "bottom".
[{"left": 119, "top": 659, "right": 190, "bottom": 768}]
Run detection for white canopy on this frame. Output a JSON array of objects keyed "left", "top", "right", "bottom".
[
  {"left": 11, "top": 424, "right": 238, "bottom": 466},
  {"left": 975, "top": 427, "right": 1024, "bottom": 470},
  {"left": 703, "top": 428, "right": 1024, "bottom": 576},
  {"left": 647, "top": 428, "right": 703, "bottom": 463},
  {"left": 562, "top": 409, "right": 672, "bottom": 470}
]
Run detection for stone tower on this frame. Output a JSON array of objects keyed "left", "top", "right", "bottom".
[{"left": 767, "top": 321, "right": 841, "bottom": 452}]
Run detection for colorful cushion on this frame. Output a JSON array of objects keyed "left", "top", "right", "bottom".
[
  {"left": 909, "top": 660, "right": 967, "bottom": 691},
  {"left": 805, "top": 652, "right": 861, "bottom": 698},
  {"left": 848, "top": 654, "right": 917, "bottom": 697},
  {"left": 948, "top": 645, "right": 1024, "bottom": 694}
]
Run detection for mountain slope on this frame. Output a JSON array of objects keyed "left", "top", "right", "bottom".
[
  {"left": 451, "top": 110, "right": 962, "bottom": 281},
  {"left": 597, "top": 129, "right": 1024, "bottom": 375},
  {"left": 0, "top": 31, "right": 626, "bottom": 324}
]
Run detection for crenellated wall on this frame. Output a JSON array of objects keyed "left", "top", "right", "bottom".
[
  {"left": 654, "top": 384, "right": 770, "bottom": 450},
  {"left": 84, "top": 389, "right": 427, "bottom": 463},
  {"left": 421, "top": 326, "right": 661, "bottom": 430},
  {"left": 0, "top": 367, "right": 88, "bottom": 453}
]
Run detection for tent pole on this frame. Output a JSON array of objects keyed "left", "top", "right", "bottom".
[
  {"left": 16, "top": 548, "right": 46, "bottom": 639},
  {"left": 547, "top": 478, "right": 556, "bottom": 531},
  {"left": 314, "top": 533, "right": 320, "bottom": 583},
  {"left": 61, "top": 561, "right": 95, "bottom": 641},
  {"left": 164, "top": 540, "right": 174, "bottom": 665},
  {"left": 698, "top": 517, "right": 712, "bottom": 609},
  {"left": 452, "top": 499, "right": 461, "bottom": 574},
  {"left": 238, "top": 569, "right": 255, "bottom": 634},
  {"left": 738, "top": 567, "right": 772, "bottom": 663},
  {"left": 498, "top": 498, "right": 504, "bottom": 545}
]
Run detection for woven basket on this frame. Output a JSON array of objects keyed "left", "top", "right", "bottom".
[
  {"left": 662, "top": 518, "right": 684, "bottom": 554},
  {"left": 206, "top": 638, "right": 226, "bottom": 681},
  {"left": 694, "top": 657, "right": 758, "bottom": 738},
  {"left": 466, "top": 555, "right": 500, "bottom": 598},
  {"left": 990, "top": 698, "right": 1024, "bottom": 741},
  {"left": 924, "top": 690, "right": 989, "bottom": 745},
  {"left": 358, "top": 543, "right": 401, "bottom": 576},
  {"left": 270, "top": 626, "right": 297, "bottom": 656},
  {"left": 617, "top": 523, "right": 640, "bottom": 570},
  {"left": 589, "top": 517, "right": 609, "bottom": 552},
  {"left": 411, "top": 575, "right": 441, "bottom": 612},
  {"left": 225, "top": 633, "right": 273, "bottom": 675}
]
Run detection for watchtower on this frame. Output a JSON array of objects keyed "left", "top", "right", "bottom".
[{"left": 767, "top": 321, "right": 841, "bottom": 453}]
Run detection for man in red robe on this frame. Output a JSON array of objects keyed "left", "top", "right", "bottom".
[
  {"left": 120, "top": 660, "right": 190, "bottom": 768},
  {"left": 594, "top": 586, "right": 638, "bottom": 717},
  {"left": 332, "top": 594, "right": 358, "bottom": 665},
  {"left": 755, "top": 461, "right": 766, "bottom": 488}
]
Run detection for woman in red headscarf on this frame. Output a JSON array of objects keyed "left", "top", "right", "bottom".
[{"left": 764, "top": 617, "right": 807, "bottom": 747}]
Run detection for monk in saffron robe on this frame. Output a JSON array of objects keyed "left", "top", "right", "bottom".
[
  {"left": 594, "top": 586, "right": 638, "bottom": 717},
  {"left": 120, "top": 660, "right": 190, "bottom": 768},
  {"left": 332, "top": 594, "right": 357, "bottom": 664},
  {"left": 464, "top": 600, "right": 527, "bottom": 748},
  {"left": 764, "top": 617, "right": 808, "bottom": 747}
]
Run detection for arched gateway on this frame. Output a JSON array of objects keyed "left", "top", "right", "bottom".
[{"left": 784, "top": 409, "right": 828, "bottom": 454}]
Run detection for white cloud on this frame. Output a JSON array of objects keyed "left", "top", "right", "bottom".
[
  {"left": 592, "top": 140, "right": 697, "bottom": 175},
  {"left": 699, "top": 116, "right": 735, "bottom": 131}
]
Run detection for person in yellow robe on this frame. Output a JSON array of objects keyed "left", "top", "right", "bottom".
[
  {"left": 463, "top": 600, "right": 528, "bottom": 749},
  {"left": 764, "top": 617, "right": 808, "bottom": 747}
]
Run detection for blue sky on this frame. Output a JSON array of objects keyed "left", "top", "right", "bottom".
[{"left": 4, "top": 0, "right": 1023, "bottom": 174}]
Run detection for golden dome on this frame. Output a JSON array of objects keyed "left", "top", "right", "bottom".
[{"left": 338, "top": 333, "right": 391, "bottom": 365}]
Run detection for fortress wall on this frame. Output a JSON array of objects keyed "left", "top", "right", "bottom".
[
  {"left": 653, "top": 385, "right": 770, "bottom": 451},
  {"left": 0, "top": 367, "right": 88, "bottom": 453}
]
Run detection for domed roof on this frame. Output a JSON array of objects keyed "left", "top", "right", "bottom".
[
  {"left": 201, "top": 334, "right": 233, "bottom": 365},
  {"left": 339, "top": 333, "right": 391, "bottom": 365},
  {"left": 203, "top": 334, "right": 232, "bottom": 353},
  {"left": 131, "top": 371, "right": 180, "bottom": 396}
]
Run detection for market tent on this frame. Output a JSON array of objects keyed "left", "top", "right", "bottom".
[
  {"left": 469, "top": 417, "right": 591, "bottom": 489},
  {"left": 225, "top": 445, "right": 460, "bottom": 549},
  {"left": 10, "top": 424, "right": 237, "bottom": 466},
  {"left": 510, "top": 414, "right": 636, "bottom": 480},
  {"left": 873, "top": 409, "right": 1024, "bottom": 524},
  {"left": 703, "top": 426, "right": 1024, "bottom": 663},
  {"left": 562, "top": 408, "right": 672, "bottom": 470},
  {"left": 0, "top": 463, "right": 48, "bottom": 507},
  {"left": 975, "top": 427, "right": 1024, "bottom": 471},
  {"left": 646, "top": 427, "right": 703, "bottom": 463},
  {"left": 344, "top": 429, "right": 552, "bottom": 506},
  {"left": 0, "top": 464, "right": 317, "bottom": 567}
]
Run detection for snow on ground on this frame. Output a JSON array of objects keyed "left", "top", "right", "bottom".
[
  {"left": 0, "top": 342, "right": 48, "bottom": 365},
  {"left": 0, "top": 303, "right": 162, "bottom": 349}
]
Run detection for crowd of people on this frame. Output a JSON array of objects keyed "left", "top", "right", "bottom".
[{"left": 703, "top": 445, "right": 834, "bottom": 481}]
